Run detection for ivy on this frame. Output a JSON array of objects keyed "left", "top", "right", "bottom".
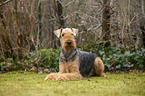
[{"left": 0, "top": 47, "right": 144, "bottom": 73}]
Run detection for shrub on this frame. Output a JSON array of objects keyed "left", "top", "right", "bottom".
[
  {"left": 0, "top": 47, "right": 144, "bottom": 73},
  {"left": 98, "top": 47, "right": 145, "bottom": 71},
  {"left": 0, "top": 48, "right": 61, "bottom": 73}
]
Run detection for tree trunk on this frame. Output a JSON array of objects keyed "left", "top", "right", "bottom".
[
  {"left": 55, "top": 0, "right": 64, "bottom": 28},
  {"left": 138, "top": 0, "right": 145, "bottom": 71},
  {"left": 47, "top": 0, "right": 55, "bottom": 48},
  {"left": 140, "top": 0, "right": 145, "bottom": 47},
  {"left": 53, "top": 0, "right": 64, "bottom": 48},
  {"left": 0, "top": 0, "right": 16, "bottom": 59},
  {"left": 13, "top": 0, "right": 23, "bottom": 60},
  {"left": 102, "top": 0, "right": 111, "bottom": 48}
]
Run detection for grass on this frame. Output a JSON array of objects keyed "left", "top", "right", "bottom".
[{"left": 0, "top": 71, "right": 145, "bottom": 96}]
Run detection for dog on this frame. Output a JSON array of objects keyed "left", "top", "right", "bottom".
[{"left": 45, "top": 28, "right": 106, "bottom": 81}]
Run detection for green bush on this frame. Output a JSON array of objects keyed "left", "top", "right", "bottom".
[
  {"left": 34, "top": 48, "right": 61, "bottom": 71},
  {"left": 0, "top": 47, "right": 144, "bottom": 73},
  {"left": 98, "top": 47, "right": 145, "bottom": 71},
  {"left": 0, "top": 48, "right": 61, "bottom": 73},
  {"left": 23, "top": 48, "right": 61, "bottom": 72}
]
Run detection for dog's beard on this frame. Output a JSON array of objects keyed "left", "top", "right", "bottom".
[{"left": 64, "top": 46, "right": 74, "bottom": 53}]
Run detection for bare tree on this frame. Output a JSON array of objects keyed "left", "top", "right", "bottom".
[
  {"left": 55, "top": 0, "right": 64, "bottom": 28},
  {"left": 139, "top": 0, "right": 145, "bottom": 46},
  {"left": 0, "top": 0, "right": 15, "bottom": 59},
  {"left": 138, "top": 0, "right": 145, "bottom": 70},
  {"left": 102, "top": 0, "right": 111, "bottom": 47}
]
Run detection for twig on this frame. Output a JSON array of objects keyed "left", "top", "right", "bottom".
[
  {"left": 65, "top": 0, "right": 75, "bottom": 7},
  {"left": 0, "top": 0, "right": 12, "bottom": 6}
]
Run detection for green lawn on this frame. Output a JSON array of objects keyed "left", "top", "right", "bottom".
[{"left": 0, "top": 71, "right": 145, "bottom": 96}]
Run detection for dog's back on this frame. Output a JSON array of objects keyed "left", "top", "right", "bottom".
[{"left": 79, "top": 51, "right": 97, "bottom": 77}]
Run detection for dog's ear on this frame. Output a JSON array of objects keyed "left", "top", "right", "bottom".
[
  {"left": 71, "top": 28, "right": 79, "bottom": 36},
  {"left": 54, "top": 28, "right": 62, "bottom": 38}
]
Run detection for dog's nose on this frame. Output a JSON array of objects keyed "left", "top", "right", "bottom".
[{"left": 67, "top": 41, "right": 72, "bottom": 45}]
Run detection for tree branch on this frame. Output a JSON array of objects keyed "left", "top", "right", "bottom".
[{"left": 0, "top": 0, "right": 12, "bottom": 6}]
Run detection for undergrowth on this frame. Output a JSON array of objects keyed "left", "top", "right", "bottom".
[{"left": 0, "top": 47, "right": 144, "bottom": 73}]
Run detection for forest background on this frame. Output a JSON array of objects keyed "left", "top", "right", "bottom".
[{"left": 0, "top": 0, "right": 145, "bottom": 73}]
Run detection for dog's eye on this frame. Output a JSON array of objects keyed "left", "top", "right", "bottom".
[
  {"left": 71, "top": 34, "right": 73, "bottom": 36},
  {"left": 62, "top": 34, "right": 64, "bottom": 36}
]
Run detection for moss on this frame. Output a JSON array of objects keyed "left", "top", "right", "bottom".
[{"left": 0, "top": 72, "right": 145, "bottom": 96}]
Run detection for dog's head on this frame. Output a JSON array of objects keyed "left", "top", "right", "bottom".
[{"left": 54, "top": 28, "right": 79, "bottom": 52}]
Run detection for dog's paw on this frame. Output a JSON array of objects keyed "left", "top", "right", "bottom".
[
  {"left": 45, "top": 73, "right": 59, "bottom": 81},
  {"left": 100, "top": 73, "right": 106, "bottom": 78},
  {"left": 56, "top": 75, "right": 68, "bottom": 81},
  {"left": 45, "top": 75, "right": 55, "bottom": 81}
]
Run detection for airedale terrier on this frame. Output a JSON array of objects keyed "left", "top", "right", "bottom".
[{"left": 45, "top": 28, "right": 106, "bottom": 81}]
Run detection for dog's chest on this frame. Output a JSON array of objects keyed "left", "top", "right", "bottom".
[
  {"left": 62, "top": 55, "right": 80, "bottom": 73},
  {"left": 60, "top": 48, "right": 78, "bottom": 63}
]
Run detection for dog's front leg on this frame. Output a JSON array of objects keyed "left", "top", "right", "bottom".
[
  {"left": 45, "top": 73, "right": 60, "bottom": 81},
  {"left": 56, "top": 73, "right": 83, "bottom": 81}
]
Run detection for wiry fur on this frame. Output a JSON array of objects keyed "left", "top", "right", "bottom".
[{"left": 45, "top": 28, "right": 106, "bottom": 81}]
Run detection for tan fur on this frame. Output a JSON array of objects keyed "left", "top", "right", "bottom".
[
  {"left": 60, "top": 32, "right": 76, "bottom": 52},
  {"left": 45, "top": 73, "right": 60, "bottom": 80},
  {"left": 56, "top": 56, "right": 83, "bottom": 81},
  {"left": 45, "top": 28, "right": 106, "bottom": 81},
  {"left": 90, "top": 57, "right": 106, "bottom": 77},
  {"left": 56, "top": 73, "right": 83, "bottom": 81},
  {"left": 59, "top": 54, "right": 80, "bottom": 73}
]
